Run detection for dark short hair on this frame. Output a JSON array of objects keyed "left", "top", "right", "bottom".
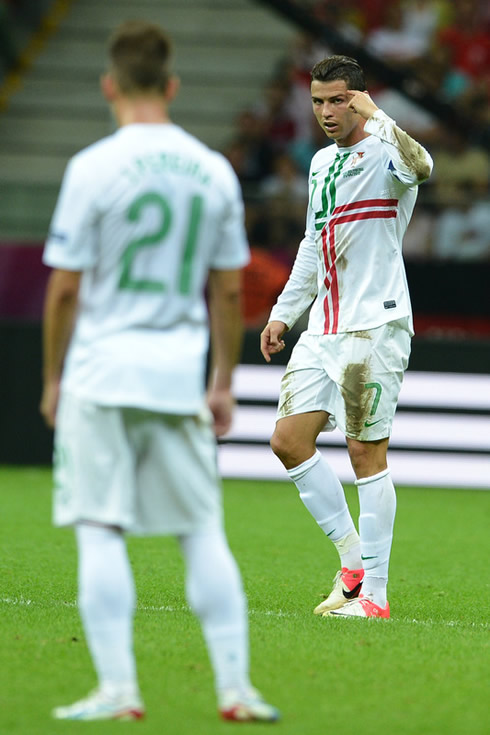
[
  {"left": 108, "top": 20, "right": 172, "bottom": 94},
  {"left": 311, "top": 55, "right": 365, "bottom": 90}
]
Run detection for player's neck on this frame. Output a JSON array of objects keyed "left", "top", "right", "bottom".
[
  {"left": 114, "top": 97, "right": 171, "bottom": 126},
  {"left": 335, "top": 121, "right": 370, "bottom": 148}
]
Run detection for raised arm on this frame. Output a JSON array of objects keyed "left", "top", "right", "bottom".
[{"left": 347, "top": 89, "right": 433, "bottom": 184}]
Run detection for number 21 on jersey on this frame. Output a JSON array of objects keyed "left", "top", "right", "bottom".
[{"left": 119, "top": 191, "right": 203, "bottom": 295}]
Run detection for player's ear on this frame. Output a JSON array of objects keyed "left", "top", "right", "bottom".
[
  {"left": 165, "top": 74, "right": 180, "bottom": 103},
  {"left": 100, "top": 72, "right": 117, "bottom": 102}
]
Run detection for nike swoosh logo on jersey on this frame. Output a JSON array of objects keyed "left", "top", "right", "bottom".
[
  {"left": 343, "top": 581, "right": 363, "bottom": 599},
  {"left": 361, "top": 555, "right": 378, "bottom": 560},
  {"left": 364, "top": 419, "right": 383, "bottom": 427}
]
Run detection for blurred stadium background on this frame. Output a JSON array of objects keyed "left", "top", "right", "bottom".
[{"left": 0, "top": 0, "right": 489, "bottom": 487}]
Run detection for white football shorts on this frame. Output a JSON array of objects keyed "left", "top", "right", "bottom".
[
  {"left": 277, "top": 318, "right": 411, "bottom": 441},
  {"left": 53, "top": 392, "right": 223, "bottom": 535}
]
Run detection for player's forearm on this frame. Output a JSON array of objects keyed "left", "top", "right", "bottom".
[
  {"left": 207, "top": 269, "right": 243, "bottom": 391},
  {"left": 42, "top": 270, "right": 81, "bottom": 382},
  {"left": 269, "top": 236, "right": 317, "bottom": 329},
  {"left": 365, "top": 110, "right": 433, "bottom": 183}
]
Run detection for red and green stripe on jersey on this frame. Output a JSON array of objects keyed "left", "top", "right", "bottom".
[
  {"left": 312, "top": 153, "right": 398, "bottom": 334},
  {"left": 312, "top": 151, "right": 350, "bottom": 227}
]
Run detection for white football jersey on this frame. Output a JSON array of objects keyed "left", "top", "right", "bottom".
[
  {"left": 270, "top": 111, "right": 433, "bottom": 335},
  {"left": 43, "top": 123, "right": 249, "bottom": 413}
]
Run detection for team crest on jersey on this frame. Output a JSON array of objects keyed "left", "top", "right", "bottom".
[
  {"left": 343, "top": 151, "right": 365, "bottom": 177},
  {"left": 349, "top": 151, "right": 365, "bottom": 166}
]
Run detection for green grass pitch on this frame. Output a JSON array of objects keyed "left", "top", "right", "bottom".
[{"left": 0, "top": 466, "right": 488, "bottom": 734}]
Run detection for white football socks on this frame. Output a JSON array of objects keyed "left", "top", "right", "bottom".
[
  {"left": 76, "top": 523, "right": 138, "bottom": 696},
  {"left": 356, "top": 468, "right": 397, "bottom": 607},
  {"left": 76, "top": 524, "right": 251, "bottom": 701},
  {"left": 179, "top": 530, "right": 250, "bottom": 695},
  {"left": 332, "top": 531, "right": 364, "bottom": 571},
  {"left": 287, "top": 450, "right": 361, "bottom": 569}
]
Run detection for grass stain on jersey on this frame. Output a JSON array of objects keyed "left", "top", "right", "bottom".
[
  {"left": 335, "top": 249, "right": 349, "bottom": 275},
  {"left": 393, "top": 126, "right": 431, "bottom": 182},
  {"left": 334, "top": 248, "right": 348, "bottom": 305}
]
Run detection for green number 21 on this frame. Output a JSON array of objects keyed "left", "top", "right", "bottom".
[{"left": 118, "top": 191, "right": 203, "bottom": 294}]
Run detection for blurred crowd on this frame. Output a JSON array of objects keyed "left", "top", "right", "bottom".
[
  {"left": 223, "top": 0, "right": 490, "bottom": 323},
  {"left": 1, "top": 0, "right": 489, "bottom": 328}
]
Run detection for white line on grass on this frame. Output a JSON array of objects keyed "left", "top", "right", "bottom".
[{"left": 1, "top": 596, "right": 487, "bottom": 631}]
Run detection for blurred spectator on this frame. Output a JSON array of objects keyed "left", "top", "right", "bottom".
[
  {"left": 285, "top": 31, "right": 331, "bottom": 88},
  {"left": 414, "top": 42, "right": 468, "bottom": 102},
  {"left": 367, "top": 1, "right": 432, "bottom": 64},
  {"left": 403, "top": 204, "right": 436, "bottom": 259},
  {"left": 224, "top": 109, "right": 275, "bottom": 194},
  {"left": 312, "top": 1, "right": 363, "bottom": 43},
  {"left": 253, "top": 150, "right": 308, "bottom": 271},
  {"left": 260, "top": 153, "right": 308, "bottom": 213},
  {"left": 355, "top": 0, "right": 390, "bottom": 33},
  {"left": 460, "top": 74, "right": 490, "bottom": 129},
  {"left": 249, "top": 197, "right": 306, "bottom": 270},
  {"left": 370, "top": 82, "right": 442, "bottom": 145},
  {"left": 430, "top": 130, "right": 489, "bottom": 205},
  {"left": 252, "top": 77, "right": 298, "bottom": 155},
  {"left": 437, "top": 0, "right": 490, "bottom": 85},
  {"left": 401, "top": 0, "right": 447, "bottom": 44},
  {"left": 432, "top": 186, "right": 490, "bottom": 260}
]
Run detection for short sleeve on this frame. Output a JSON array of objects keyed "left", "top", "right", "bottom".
[{"left": 43, "top": 153, "right": 99, "bottom": 270}]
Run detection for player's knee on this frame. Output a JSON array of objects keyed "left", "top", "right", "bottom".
[
  {"left": 270, "top": 429, "right": 290, "bottom": 463},
  {"left": 348, "top": 439, "right": 388, "bottom": 479},
  {"left": 270, "top": 430, "right": 311, "bottom": 469}
]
